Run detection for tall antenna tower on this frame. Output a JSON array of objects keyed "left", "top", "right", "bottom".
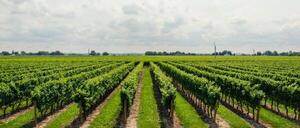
[{"left": 214, "top": 42, "right": 217, "bottom": 58}]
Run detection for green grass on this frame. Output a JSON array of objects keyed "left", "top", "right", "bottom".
[
  {"left": 137, "top": 67, "right": 160, "bottom": 128},
  {"left": 0, "top": 107, "right": 37, "bottom": 128},
  {"left": 45, "top": 103, "right": 80, "bottom": 128},
  {"left": 265, "top": 99, "right": 295, "bottom": 117},
  {"left": 217, "top": 105, "right": 251, "bottom": 128},
  {"left": 259, "top": 108, "right": 299, "bottom": 128},
  {"left": 88, "top": 89, "right": 122, "bottom": 128},
  {"left": 0, "top": 100, "right": 31, "bottom": 117},
  {"left": 175, "top": 92, "right": 208, "bottom": 128}
]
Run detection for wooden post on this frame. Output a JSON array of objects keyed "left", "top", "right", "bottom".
[
  {"left": 214, "top": 108, "right": 217, "bottom": 122},
  {"left": 298, "top": 109, "right": 300, "bottom": 121},
  {"left": 232, "top": 98, "right": 235, "bottom": 108},
  {"left": 285, "top": 105, "right": 289, "bottom": 117},
  {"left": 246, "top": 105, "right": 250, "bottom": 115},
  {"left": 252, "top": 108, "right": 255, "bottom": 120},
  {"left": 79, "top": 104, "right": 84, "bottom": 123},
  {"left": 123, "top": 99, "right": 127, "bottom": 125},
  {"left": 26, "top": 99, "right": 29, "bottom": 107},
  {"left": 276, "top": 102, "right": 280, "bottom": 113},
  {"left": 240, "top": 103, "right": 243, "bottom": 113},
  {"left": 170, "top": 99, "right": 174, "bottom": 127},
  {"left": 3, "top": 107, "right": 6, "bottom": 117},
  {"left": 271, "top": 100, "right": 273, "bottom": 109},
  {"left": 293, "top": 109, "right": 297, "bottom": 120},
  {"left": 34, "top": 101, "right": 38, "bottom": 127},
  {"left": 256, "top": 109, "right": 260, "bottom": 123}
]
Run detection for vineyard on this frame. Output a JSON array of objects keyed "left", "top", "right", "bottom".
[{"left": 0, "top": 56, "right": 299, "bottom": 128}]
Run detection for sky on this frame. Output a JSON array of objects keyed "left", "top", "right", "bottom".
[{"left": 0, "top": 0, "right": 300, "bottom": 53}]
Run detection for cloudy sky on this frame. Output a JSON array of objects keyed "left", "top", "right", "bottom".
[{"left": 0, "top": 0, "right": 300, "bottom": 53}]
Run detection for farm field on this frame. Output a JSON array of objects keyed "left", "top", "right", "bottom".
[{"left": 0, "top": 56, "right": 299, "bottom": 128}]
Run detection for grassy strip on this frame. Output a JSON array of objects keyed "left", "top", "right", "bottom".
[
  {"left": 0, "top": 100, "right": 31, "bottom": 117},
  {"left": 221, "top": 98, "right": 298, "bottom": 128},
  {"left": 260, "top": 108, "right": 299, "bottom": 128},
  {"left": 88, "top": 89, "right": 122, "bottom": 128},
  {"left": 175, "top": 92, "right": 208, "bottom": 128},
  {"left": 137, "top": 67, "right": 160, "bottom": 128},
  {"left": 45, "top": 103, "right": 79, "bottom": 128},
  {"left": 0, "top": 107, "right": 37, "bottom": 128},
  {"left": 217, "top": 105, "right": 251, "bottom": 128},
  {"left": 265, "top": 99, "right": 295, "bottom": 117}
]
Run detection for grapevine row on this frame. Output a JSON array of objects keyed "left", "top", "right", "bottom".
[
  {"left": 74, "top": 62, "right": 136, "bottom": 117},
  {"left": 120, "top": 62, "right": 144, "bottom": 120},
  {"left": 150, "top": 62, "right": 176, "bottom": 118},
  {"left": 156, "top": 62, "right": 220, "bottom": 120},
  {"left": 0, "top": 62, "right": 118, "bottom": 116},
  {"left": 169, "top": 62, "right": 265, "bottom": 121},
  {"left": 187, "top": 62, "right": 300, "bottom": 119},
  {"left": 31, "top": 62, "right": 124, "bottom": 117}
]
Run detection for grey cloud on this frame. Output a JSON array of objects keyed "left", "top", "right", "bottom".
[
  {"left": 0, "top": 0, "right": 300, "bottom": 53},
  {"left": 162, "top": 17, "right": 185, "bottom": 33},
  {"left": 115, "top": 18, "right": 159, "bottom": 34},
  {"left": 122, "top": 4, "right": 142, "bottom": 15}
]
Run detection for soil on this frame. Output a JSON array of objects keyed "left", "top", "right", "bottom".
[
  {"left": 37, "top": 103, "right": 75, "bottom": 128},
  {"left": 152, "top": 73, "right": 182, "bottom": 128},
  {"left": 0, "top": 106, "right": 33, "bottom": 123},
  {"left": 215, "top": 114, "right": 230, "bottom": 128},
  {"left": 220, "top": 100, "right": 268, "bottom": 128},
  {"left": 173, "top": 112, "right": 182, "bottom": 128},
  {"left": 80, "top": 86, "right": 121, "bottom": 128},
  {"left": 263, "top": 103, "right": 299, "bottom": 125},
  {"left": 172, "top": 80, "right": 219, "bottom": 128},
  {"left": 125, "top": 70, "right": 144, "bottom": 128}
]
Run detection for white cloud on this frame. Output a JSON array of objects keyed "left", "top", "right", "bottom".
[{"left": 0, "top": 0, "right": 300, "bottom": 53}]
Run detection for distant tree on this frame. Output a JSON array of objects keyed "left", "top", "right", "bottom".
[
  {"left": 20, "top": 51, "right": 26, "bottom": 55},
  {"left": 50, "top": 50, "right": 64, "bottom": 55},
  {"left": 90, "top": 50, "right": 96, "bottom": 56},
  {"left": 273, "top": 51, "right": 279, "bottom": 56},
  {"left": 14, "top": 51, "right": 19, "bottom": 55},
  {"left": 28, "top": 52, "right": 34, "bottom": 55},
  {"left": 37, "top": 51, "right": 49, "bottom": 55},
  {"left": 163, "top": 51, "right": 168, "bottom": 55},
  {"left": 146, "top": 51, "right": 198, "bottom": 56},
  {"left": 279, "top": 52, "right": 288, "bottom": 56},
  {"left": 158, "top": 51, "right": 163, "bottom": 55},
  {"left": 145, "top": 51, "right": 159, "bottom": 55},
  {"left": 145, "top": 51, "right": 152, "bottom": 55},
  {"left": 1, "top": 51, "right": 10, "bottom": 56},
  {"left": 102, "top": 52, "right": 109, "bottom": 56},
  {"left": 288, "top": 51, "right": 300, "bottom": 56},
  {"left": 218, "top": 50, "right": 232, "bottom": 56},
  {"left": 257, "top": 51, "right": 262, "bottom": 56},
  {"left": 174, "top": 51, "right": 182, "bottom": 55},
  {"left": 11, "top": 50, "right": 19, "bottom": 55},
  {"left": 263, "top": 50, "right": 273, "bottom": 56}
]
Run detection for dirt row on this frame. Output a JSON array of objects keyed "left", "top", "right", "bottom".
[{"left": 125, "top": 69, "right": 144, "bottom": 128}]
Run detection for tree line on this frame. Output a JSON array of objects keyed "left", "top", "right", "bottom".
[
  {"left": 145, "top": 50, "right": 300, "bottom": 56},
  {"left": 256, "top": 50, "right": 300, "bottom": 56},
  {"left": 1, "top": 50, "right": 299, "bottom": 56},
  {"left": 0, "top": 50, "right": 110, "bottom": 56},
  {"left": 145, "top": 51, "right": 197, "bottom": 56},
  {"left": 89, "top": 50, "right": 109, "bottom": 56},
  {"left": 0, "top": 51, "right": 64, "bottom": 56}
]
